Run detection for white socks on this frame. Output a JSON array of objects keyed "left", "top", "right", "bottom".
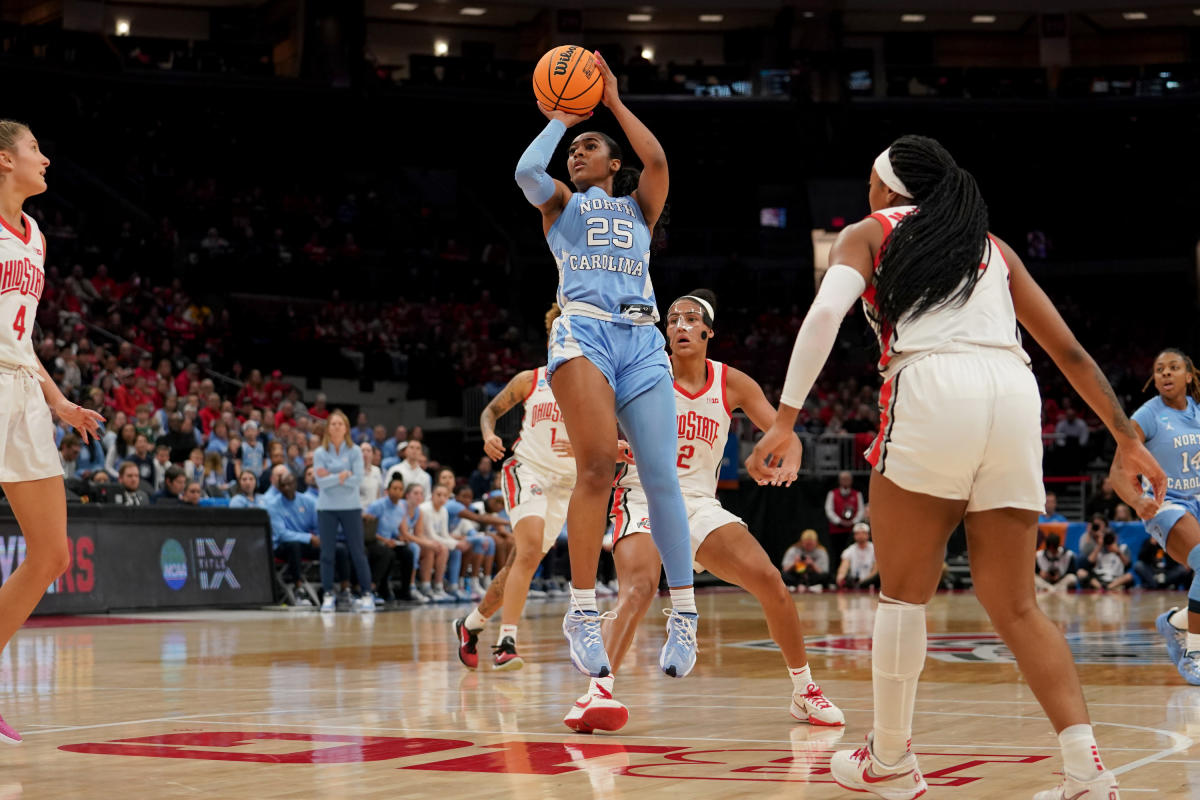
[
  {"left": 789, "top": 664, "right": 814, "bottom": 694},
  {"left": 1059, "top": 724, "right": 1105, "bottom": 780},
  {"left": 571, "top": 586, "right": 597, "bottom": 613},
  {"left": 871, "top": 595, "right": 927, "bottom": 766},
  {"left": 464, "top": 608, "right": 487, "bottom": 631},
  {"left": 1171, "top": 606, "right": 1189, "bottom": 630},
  {"left": 669, "top": 587, "right": 697, "bottom": 614},
  {"left": 498, "top": 624, "right": 518, "bottom": 645},
  {"left": 1188, "top": 633, "right": 1200, "bottom": 655}
]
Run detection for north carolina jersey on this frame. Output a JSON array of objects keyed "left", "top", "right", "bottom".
[
  {"left": 512, "top": 366, "right": 576, "bottom": 479},
  {"left": 1132, "top": 396, "right": 1200, "bottom": 496},
  {"left": 546, "top": 186, "right": 657, "bottom": 324},
  {"left": 0, "top": 213, "right": 45, "bottom": 370},
  {"left": 861, "top": 205, "right": 1028, "bottom": 378},
  {"left": 617, "top": 360, "right": 732, "bottom": 498}
]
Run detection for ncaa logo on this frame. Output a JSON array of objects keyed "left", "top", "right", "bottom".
[{"left": 160, "top": 539, "right": 188, "bottom": 590}]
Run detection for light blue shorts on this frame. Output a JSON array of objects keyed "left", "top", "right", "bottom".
[
  {"left": 1146, "top": 494, "right": 1200, "bottom": 548},
  {"left": 547, "top": 314, "right": 671, "bottom": 410}
]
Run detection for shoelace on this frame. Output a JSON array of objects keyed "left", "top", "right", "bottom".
[
  {"left": 567, "top": 610, "right": 617, "bottom": 648},
  {"left": 851, "top": 745, "right": 870, "bottom": 764},
  {"left": 662, "top": 609, "right": 698, "bottom": 647},
  {"left": 802, "top": 685, "right": 833, "bottom": 710}
]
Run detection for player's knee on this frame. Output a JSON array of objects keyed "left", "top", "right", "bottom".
[
  {"left": 622, "top": 572, "right": 658, "bottom": 610},
  {"left": 34, "top": 539, "right": 72, "bottom": 580},
  {"left": 575, "top": 459, "right": 614, "bottom": 493}
]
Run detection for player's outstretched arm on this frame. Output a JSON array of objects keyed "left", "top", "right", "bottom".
[
  {"left": 518, "top": 109, "right": 586, "bottom": 233},
  {"left": 480, "top": 370, "right": 535, "bottom": 461},
  {"left": 727, "top": 366, "right": 801, "bottom": 486},
  {"left": 1002, "top": 235, "right": 1165, "bottom": 503}
]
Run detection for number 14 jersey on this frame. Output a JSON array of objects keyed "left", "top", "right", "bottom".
[
  {"left": 1132, "top": 395, "right": 1200, "bottom": 496},
  {"left": 0, "top": 213, "right": 45, "bottom": 370}
]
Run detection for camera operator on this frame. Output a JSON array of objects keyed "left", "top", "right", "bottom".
[
  {"left": 1133, "top": 538, "right": 1190, "bottom": 590},
  {"left": 1076, "top": 515, "right": 1132, "bottom": 591},
  {"left": 1035, "top": 533, "right": 1077, "bottom": 593}
]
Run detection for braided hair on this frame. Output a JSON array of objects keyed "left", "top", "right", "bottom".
[
  {"left": 873, "top": 135, "right": 990, "bottom": 330},
  {"left": 1143, "top": 348, "right": 1200, "bottom": 403}
]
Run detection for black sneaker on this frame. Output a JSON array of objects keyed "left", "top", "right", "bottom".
[{"left": 492, "top": 636, "right": 524, "bottom": 671}]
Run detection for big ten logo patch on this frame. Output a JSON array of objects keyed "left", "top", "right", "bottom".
[{"left": 59, "top": 732, "right": 1051, "bottom": 787}]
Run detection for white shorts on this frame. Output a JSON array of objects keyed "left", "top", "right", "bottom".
[
  {"left": 866, "top": 348, "right": 1045, "bottom": 513},
  {"left": 0, "top": 368, "right": 61, "bottom": 484},
  {"left": 610, "top": 487, "right": 744, "bottom": 573},
  {"left": 500, "top": 456, "right": 573, "bottom": 553}
]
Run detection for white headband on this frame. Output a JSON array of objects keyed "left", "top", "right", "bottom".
[
  {"left": 678, "top": 295, "right": 715, "bottom": 323},
  {"left": 874, "top": 148, "right": 911, "bottom": 197}
]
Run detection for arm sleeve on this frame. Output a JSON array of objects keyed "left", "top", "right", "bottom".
[
  {"left": 780, "top": 264, "right": 867, "bottom": 409},
  {"left": 515, "top": 119, "right": 567, "bottom": 206}
]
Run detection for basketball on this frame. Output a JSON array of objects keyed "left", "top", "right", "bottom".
[{"left": 532, "top": 44, "right": 604, "bottom": 115}]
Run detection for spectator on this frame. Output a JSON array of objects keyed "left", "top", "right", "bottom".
[
  {"left": 386, "top": 440, "right": 432, "bottom": 497},
  {"left": 184, "top": 447, "right": 205, "bottom": 483},
  {"left": 125, "top": 433, "right": 155, "bottom": 487},
  {"left": 400, "top": 483, "right": 448, "bottom": 603},
  {"left": 1086, "top": 478, "right": 1120, "bottom": 520},
  {"left": 308, "top": 392, "right": 330, "bottom": 420},
  {"left": 240, "top": 421, "right": 265, "bottom": 476},
  {"left": 258, "top": 441, "right": 288, "bottom": 492},
  {"left": 409, "top": 425, "right": 430, "bottom": 459},
  {"left": 1112, "top": 503, "right": 1134, "bottom": 523},
  {"left": 351, "top": 412, "right": 373, "bottom": 445},
  {"left": 151, "top": 444, "right": 172, "bottom": 492},
  {"left": 417, "top": 484, "right": 470, "bottom": 600},
  {"left": 824, "top": 471, "right": 865, "bottom": 576},
  {"left": 781, "top": 529, "right": 831, "bottom": 592},
  {"left": 266, "top": 472, "right": 323, "bottom": 602},
  {"left": 1134, "top": 538, "right": 1190, "bottom": 590},
  {"left": 198, "top": 393, "right": 222, "bottom": 435},
  {"left": 112, "top": 461, "right": 151, "bottom": 507},
  {"left": 1039, "top": 492, "right": 1068, "bottom": 523},
  {"left": 201, "top": 452, "right": 230, "bottom": 497},
  {"left": 181, "top": 481, "right": 204, "bottom": 506},
  {"left": 359, "top": 443, "right": 384, "bottom": 509},
  {"left": 1077, "top": 517, "right": 1132, "bottom": 591},
  {"left": 381, "top": 424, "right": 408, "bottom": 463},
  {"left": 158, "top": 413, "right": 195, "bottom": 464},
  {"left": 301, "top": 465, "right": 319, "bottom": 502},
  {"left": 228, "top": 470, "right": 267, "bottom": 509},
  {"left": 154, "top": 466, "right": 187, "bottom": 505},
  {"left": 1053, "top": 407, "right": 1090, "bottom": 473},
  {"left": 58, "top": 434, "right": 83, "bottom": 479},
  {"left": 836, "top": 523, "right": 879, "bottom": 590},
  {"left": 206, "top": 420, "right": 230, "bottom": 456},
  {"left": 363, "top": 475, "right": 417, "bottom": 603},
  {"left": 104, "top": 423, "right": 138, "bottom": 478},
  {"left": 1035, "top": 533, "right": 1077, "bottom": 593},
  {"left": 263, "top": 463, "right": 292, "bottom": 503},
  {"left": 468, "top": 456, "right": 493, "bottom": 500},
  {"left": 313, "top": 410, "right": 375, "bottom": 612},
  {"left": 370, "top": 424, "right": 389, "bottom": 452},
  {"left": 74, "top": 428, "right": 106, "bottom": 479}
]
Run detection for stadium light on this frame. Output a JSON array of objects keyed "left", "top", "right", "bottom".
[
  {"left": 699, "top": 14, "right": 724, "bottom": 23},
  {"left": 1121, "top": 11, "right": 1148, "bottom": 20},
  {"left": 460, "top": 7, "right": 486, "bottom": 16},
  {"left": 115, "top": 18, "right": 131, "bottom": 36},
  {"left": 900, "top": 14, "right": 926, "bottom": 23},
  {"left": 434, "top": 39, "right": 449, "bottom": 56},
  {"left": 628, "top": 14, "right": 652, "bottom": 22},
  {"left": 971, "top": 15, "right": 997, "bottom": 24},
  {"left": 641, "top": 46, "right": 655, "bottom": 61},
  {"left": 390, "top": 3, "right": 418, "bottom": 10}
]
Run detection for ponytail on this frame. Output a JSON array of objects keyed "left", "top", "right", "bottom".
[
  {"left": 873, "top": 135, "right": 989, "bottom": 330},
  {"left": 1143, "top": 348, "right": 1200, "bottom": 403},
  {"left": 613, "top": 167, "right": 641, "bottom": 198}
]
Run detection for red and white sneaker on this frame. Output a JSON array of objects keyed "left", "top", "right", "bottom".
[
  {"left": 453, "top": 617, "right": 480, "bottom": 670},
  {"left": 492, "top": 636, "right": 524, "bottom": 671},
  {"left": 831, "top": 734, "right": 927, "bottom": 800},
  {"left": 790, "top": 683, "right": 845, "bottom": 727},
  {"left": 1032, "top": 771, "right": 1120, "bottom": 799},
  {"left": 563, "top": 679, "right": 628, "bottom": 734},
  {"left": 0, "top": 713, "right": 21, "bottom": 745}
]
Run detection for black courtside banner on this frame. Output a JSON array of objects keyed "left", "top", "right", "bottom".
[{"left": 0, "top": 506, "right": 274, "bottom": 614}]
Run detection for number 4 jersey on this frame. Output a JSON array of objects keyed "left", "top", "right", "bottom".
[
  {"left": 545, "top": 185, "right": 657, "bottom": 324},
  {"left": 617, "top": 359, "right": 733, "bottom": 498},
  {"left": 0, "top": 213, "right": 44, "bottom": 370},
  {"left": 1132, "top": 395, "right": 1200, "bottom": 496}
]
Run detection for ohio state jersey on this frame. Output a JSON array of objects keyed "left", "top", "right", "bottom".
[
  {"left": 861, "top": 205, "right": 1028, "bottom": 378},
  {"left": 0, "top": 213, "right": 45, "bottom": 370},
  {"left": 512, "top": 366, "right": 575, "bottom": 479},
  {"left": 617, "top": 359, "right": 732, "bottom": 499}
]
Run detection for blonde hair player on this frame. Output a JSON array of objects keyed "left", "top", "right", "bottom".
[
  {"left": 562, "top": 290, "right": 843, "bottom": 734},
  {"left": 750, "top": 135, "right": 1165, "bottom": 800},
  {"left": 453, "top": 305, "right": 577, "bottom": 671},
  {"left": 0, "top": 120, "right": 105, "bottom": 743}
]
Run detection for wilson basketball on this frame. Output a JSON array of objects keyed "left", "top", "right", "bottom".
[{"left": 532, "top": 45, "right": 604, "bottom": 115}]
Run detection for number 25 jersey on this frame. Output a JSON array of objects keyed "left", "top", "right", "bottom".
[{"left": 0, "top": 213, "right": 45, "bottom": 370}]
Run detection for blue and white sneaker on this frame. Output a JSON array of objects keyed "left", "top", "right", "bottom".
[
  {"left": 1158, "top": 607, "right": 1186, "bottom": 665},
  {"left": 1179, "top": 650, "right": 1200, "bottom": 686},
  {"left": 659, "top": 609, "right": 699, "bottom": 678},
  {"left": 562, "top": 610, "right": 614, "bottom": 677}
]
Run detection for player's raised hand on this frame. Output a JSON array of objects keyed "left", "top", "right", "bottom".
[
  {"left": 483, "top": 433, "right": 506, "bottom": 462},
  {"left": 536, "top": 101, "right": 592, "bottom": 128},
  {"left": 1116, "top": 439, "right": 1167, "bottom": 505},
  {"left": 592, "top": 51, "right": 620, "bottom": 109}
]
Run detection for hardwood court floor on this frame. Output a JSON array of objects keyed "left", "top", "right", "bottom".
[{"left": 0, "top": 589, "right": 1196, "bottom": 798}]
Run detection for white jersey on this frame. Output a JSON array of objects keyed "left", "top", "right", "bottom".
[
  {"left": 0, "top": 213, "right": 45, "bottom": 370},
  {"left": 617, "top": 359, "right": 732, "bottom": 499},
  {"left": 512, "top": 366, "right": 575, "bottom": 479},
  {"left": 861, "top": 205, "right": 1028, "bottom": 379}
]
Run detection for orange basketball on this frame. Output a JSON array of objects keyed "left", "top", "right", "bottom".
[{"left": 532, "top": 45, "right": 604, "bottom": 115}]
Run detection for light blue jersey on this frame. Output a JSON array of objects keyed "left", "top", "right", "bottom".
[
  {"left": 1133, "top": 395, "right": 1200, "bottom": 546},
  {"left": 546, "top": 186, "right": 656, "bottom": 324}
]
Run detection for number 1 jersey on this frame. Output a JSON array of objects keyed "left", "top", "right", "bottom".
[{"left": 0, "top": 213, "right": 45, "bottom": 370}]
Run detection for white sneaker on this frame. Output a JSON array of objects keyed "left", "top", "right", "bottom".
[
  {"left": 831, "top": 734, "right": 927, "bottom": 800},
  {"left": 790, "top": 684, "right": 845, "bottom": 726},
  {"left": 355, "top": 594, "right": 376, "bottom": 613},
  {"left": 595, "top": 583, "right": 615, "bottom": 598},
  {"left": 468, "top": 578, "right": 484, "bottom": 599},
  {"left": 563, "top": 686, "right": 629, "bottom": 733},
  {"left": 481, "top": 575, "right": 492, "bottom": 589},
  {"left": 1032, "top": 770, "right": 1120, "bottom": 799},
  {"left": 409, "top": 587, "right": 430, "bottom": 604},
  {"left": 527, "top": 587, "right": 548, "bottom": 600},
  {"left": 429, "top": 587, "right": 452, "bottom": 603},
  {"left": 809, "top": 584, "right": 824, "bottom": 594},
  {"left": 320, "top": 594, "right": 336, "bottom": 613}
]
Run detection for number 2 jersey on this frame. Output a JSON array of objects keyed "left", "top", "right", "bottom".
[
  {"left": 545, "top": 185, "right": 658, "bottom": 324},
  {"left": 0, "top": 213, "right": 45, "bottom": 370},
  {"left": 616, "top": 359, "right": 732, "bottom": 498},
  {"left": 511, "top": 366, "right": 576, "bottom": 481},
  {"left": 1132, "top": 395, "right": 1200, "bottom": 497}
]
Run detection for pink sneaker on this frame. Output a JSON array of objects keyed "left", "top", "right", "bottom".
[{"left": 0, "top": 714, "right": 21, "bottom": 745}]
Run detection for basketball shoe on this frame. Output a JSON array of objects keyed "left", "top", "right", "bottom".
[
  {"left": 453, "top": 617, "right": 480, "bottom": 670},
  {"left": 658, "top": 609, "right": 698, "bottom": 678},
  {"left": 1178, "top": 650, "right": 1200, "bottom": 686},
  {"left": 563, "top": 609, "right": 615, "bottom": 677},
  {"left": 492, "top": 636, "right": 524, "bottom": 671},
  {"left": 1157, "top": 607, "right": 1186, "bottom": 665},
  {"left": 790, "top": 683, "right": 845, "bottom": 726},
  {"left": 831, "top": 734, "right": 927, "bottom": 800},
  {"left": 563, "top": 678, "right": 629, "bottom": 734},
  {"left": 1032, "top": 771, "right": 1120, "bottom": 799},
  {"left": 0, "top": 714, "right": 20, "bottom": 745}
]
